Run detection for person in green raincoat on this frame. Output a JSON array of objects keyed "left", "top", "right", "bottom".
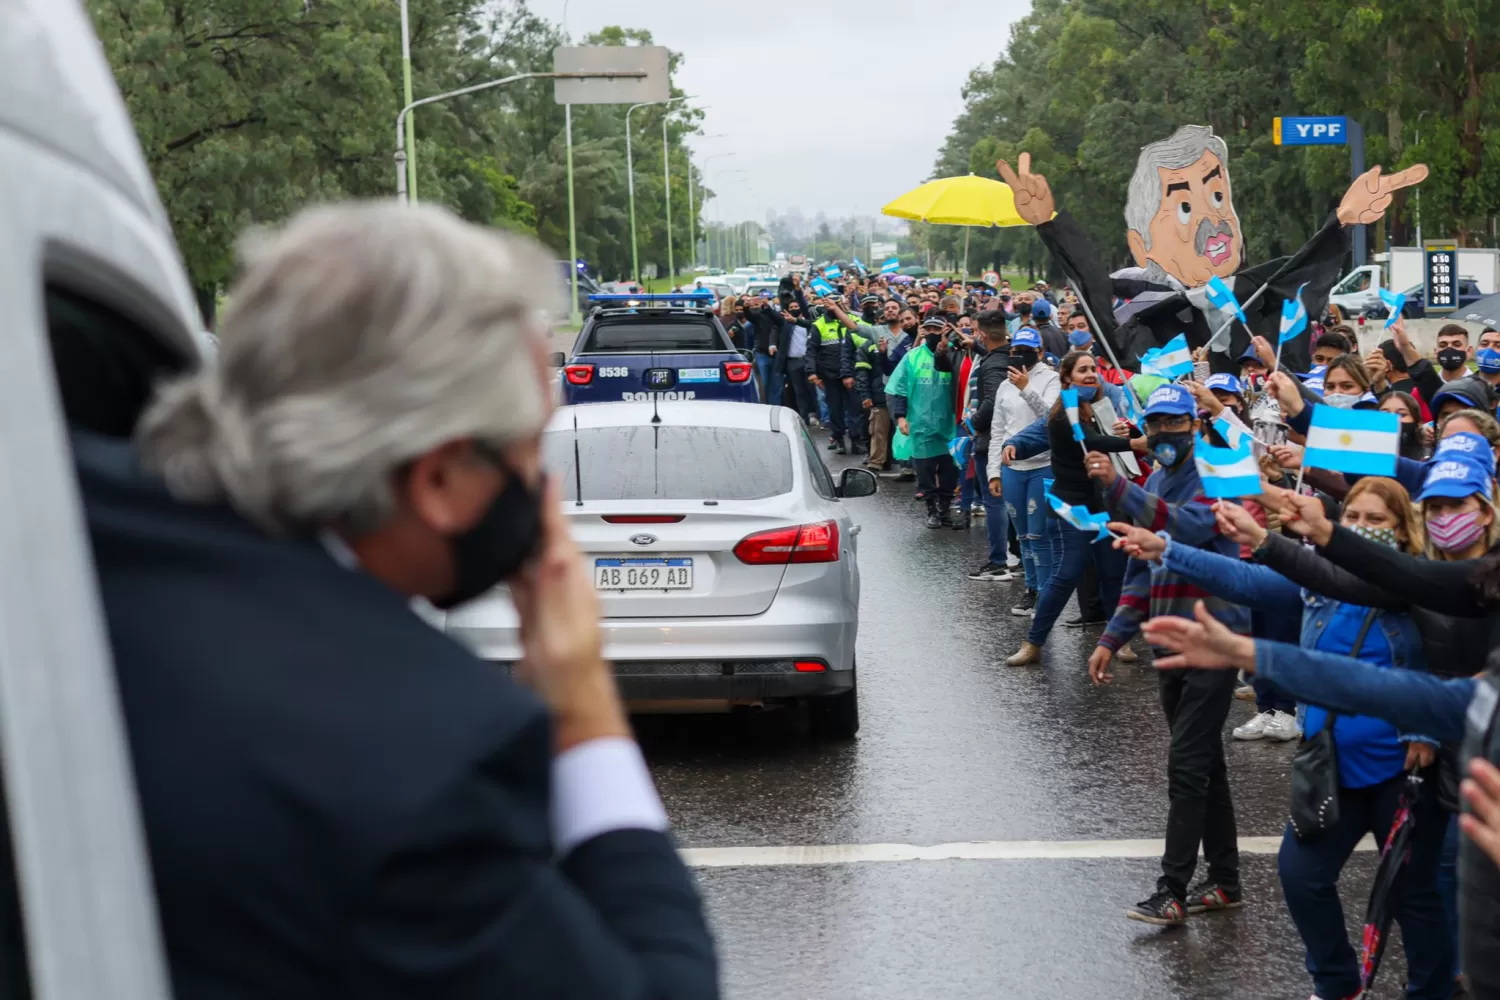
[{"left": 887, "top": 315, "right": 958, "bottom": 527}]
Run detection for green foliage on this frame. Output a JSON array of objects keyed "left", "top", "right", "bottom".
[
  {"left": 925, "top": 0, "right": 1500, "bottom": 282},
  {"left": 88, "top": 1, "right": 710, "bottom": 313}
]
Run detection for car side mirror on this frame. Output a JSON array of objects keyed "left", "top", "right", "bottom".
[
  {"left": 548, "top": 351, "right": 566, "bottom": 368},
  {"left": 835, "top": 467, "right": 877, "bottom": 499}
]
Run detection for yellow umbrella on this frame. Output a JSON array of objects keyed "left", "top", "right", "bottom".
[{"left": 881, "top": 173, "right": 1029, "bottom": 228}]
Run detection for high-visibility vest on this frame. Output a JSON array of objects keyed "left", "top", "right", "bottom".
[{"left": 814, "top": 316, "right": 844, "bottom": 345}]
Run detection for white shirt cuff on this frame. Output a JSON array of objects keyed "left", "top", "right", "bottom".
[{"left": 551, "top": 737, "right": 670, "bottom": 856}]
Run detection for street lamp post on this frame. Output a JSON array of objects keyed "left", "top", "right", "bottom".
[
  {"left": 663, "top": 114, "right": 675, "bottom": 283},
  {"left": 694, "top": 148, "right": 733, "bottom": 269},
  {"left": 625, "top": 96, "right": 688, "bottom": 286},
  {"left": 397, "top": 0, "right": 417, "bottom": 201}
]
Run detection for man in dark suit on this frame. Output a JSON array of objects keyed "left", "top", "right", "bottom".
[{"left": 87, "top": 202, "right": 719, "bottom": 998}]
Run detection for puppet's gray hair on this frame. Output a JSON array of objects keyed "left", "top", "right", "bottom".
[{"left": 1124, "top": 125, "right": 1233, "bottom": 250}]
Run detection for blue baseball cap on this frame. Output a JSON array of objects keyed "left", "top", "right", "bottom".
[
  {"left": 1418, "top": 458, "right": 1495, "bottom": 502},
  {"left": 1204, "top": 373, "right": 1243, "bottom": 396},
  {"left": 1478, "top": 348, "right": 1500, "bottom": 374},
  {"left": 1430, "top": 384, "right": 1483, "bottom": 412},
  {"left": 1031, "top": 300, "right": 1052, "bottom": 321},
  {"left": 1238, "top": 344, "right": 1265, "bottom": 364},
  {"left": 1432, "top": 431, "right": 1492, "bottom": 465},
  {"left": 1067, "top": 327, "right": 1093, "bottom": 347},
  {"left": 1144, "top": 384, "right": 1196, "bottom": 418},
  {"left": 1011, "top": 326, "right": 1042, "bottom": 349}
]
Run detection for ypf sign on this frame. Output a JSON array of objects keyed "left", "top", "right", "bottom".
[{"left": 1273, "top": 116, "right": 1349, "bottom": 146}]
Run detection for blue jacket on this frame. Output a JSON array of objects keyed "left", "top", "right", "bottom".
[
  {"left": 1006, "top": 413, "right": 1051, "bottom": 461},
  {"left": 1163, "top": 539, "right": 1434, "bottom": 787},
  {"left": 1255, "top": 640, "right": 1474, "bottom": 744}
]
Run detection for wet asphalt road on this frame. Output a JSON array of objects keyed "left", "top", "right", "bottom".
[{"left": 634, "top": 428, "right": 1411, "bottom": 1000}]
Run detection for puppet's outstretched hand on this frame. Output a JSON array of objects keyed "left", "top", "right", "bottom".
[
  {"left": 997, "top": 153, "right": 1056, "bottom": 227},
  {"left": 1337, "top": 164, "right": 1429, "bottom": 226}
]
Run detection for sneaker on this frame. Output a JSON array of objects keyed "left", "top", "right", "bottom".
[
  {"left": 1063, "top": 615, "right": 1107, "bottom": 629},
  {"left": 1116, "top": 646, "right": 1139, "bottom": 663},
  {"left": 1004, "top": 641, "right": 1042, "bottom": 666},
  {"left": 939, "top": 509, "right": 957, "bottom": 528},
  {"left": 968, "top": 562, "right": 1014, "bottom": 582},
  {"left": 896, "top": 469, "right": 917, "bottom": 482},
  {"left": 1235, "top": 682, "right": 1257, "bottom": 701},
  {"left": 1262, "top": 710, "right": 1302, "bottom": 742},
  {"left": 950, "top": 510, "right": 970, "bottom": 530},
  {"left": 1310, "top": 992, "right": 1365, "bottom": 1000},
  {"left": 1006, "top": 554, "right": 1021, "bottom": 569},
  {"left": 1185, "top": 880, "right": 1244, "bottom": 914},
  {"left": 1125, "top": 888, "right": 1187, "bottom": 926},
  {"left": 833, "top": 443, "right": 848, "bottom": 455},
  {"left": 971, "top": 506, "right": 986, "bottom": 519},
  {"left": 925, "top": 512, "right": 943, "bottom": 529},
  {"left": 1010, "top": 590, "right": 1037, "bottom": 616},
  {"left": 1233, "top": 710, "right": 1275, "bottom": 741},
  {"left": 825, "top": 437, "right": 839, "bottom": 450}
]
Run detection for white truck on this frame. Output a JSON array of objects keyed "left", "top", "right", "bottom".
[{"left": 1326, "top": 247, "right": 1500, "bottom": 322}]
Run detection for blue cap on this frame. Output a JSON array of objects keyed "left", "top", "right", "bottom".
[
  {"left": 1353, "top": 391, "right": 1381, "bottom": 409},
  {"left": 1204, "top": 373, "right": 1243, "bottom": 396},
  {"left": 1432, "top": 431, "right": 1492, "bottom": 464},
  {"left": 1479, "top": 348, "right": 1500, "bottom": 374},
  {"left": 1031, "top": 300, "right": 1052, "bottom": 321},
  {"left": 1144, "top": 384, "right": 1196, "bottom": 418},
  {"left": 1011, "top": 326, "right": 1042, "bottom": 349},
  {"left": 1431, "top": 385, "right": 1482, "bottom": 412},
  {"left": 1238, "top": 344, "right": 1264, "bottom": 364},
  {"left": 1418, "top": 458, "right": 1495, "bottom": 502},
  {"left": 1296, "top": 364, "right": 1327, "bottom": 381},
  {"left": 1067, "top": 327, "right": 1093, "bottom": 348}
]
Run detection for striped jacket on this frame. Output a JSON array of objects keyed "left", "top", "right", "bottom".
[{"left": 1097, "top": 457, "right": 1251, "bottom": 653}]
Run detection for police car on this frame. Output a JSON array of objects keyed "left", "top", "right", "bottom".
[{"left": 552, "top": 293, "right": 760, "bottom": 404}]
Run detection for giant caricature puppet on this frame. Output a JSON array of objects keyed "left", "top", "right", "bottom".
[{"left": 998, "top": 126, "right": 1427, "bottom": 373}]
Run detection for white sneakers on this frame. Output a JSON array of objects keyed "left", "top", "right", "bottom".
[{"left": 1233, "top": 710, "right": 1301, "bottom": 742}]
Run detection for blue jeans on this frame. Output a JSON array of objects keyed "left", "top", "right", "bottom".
[
  {"left": 816, "top": 385, "right": 830, "bottom": 424},
  {"left": 958, "top": 455, "right": 977, "bottom": 513},
  {"left": 1028, "top": 520, "right": 1126, "bottom": 646},
  {"left": 1278, "top": 776, "right": 1452, "bottom": 1000},
  {"left": 976, "top": 450, "right": 1009, "bottom": 565},
  {"left": 1002, "top": 465, "right": 1059, "bottom": 592},
  {"left": 1438, "top": 811, "right": 1458, "bottom": 970},
  {"left": 755, "top": 352, "right": 784, "bottom": 407}
]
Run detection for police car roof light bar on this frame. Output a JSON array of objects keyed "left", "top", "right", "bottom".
[{"left": 587, "top": 292, "right": 715, "bottom": 303}]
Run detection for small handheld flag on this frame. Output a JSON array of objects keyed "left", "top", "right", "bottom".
[
  {"left": 1279, "top": 282, "right": 1309, "bottom": 345},
  {"left": 853, "top": 258, "right": 866, "bottom": 273},
  {"left": 824, "top": 264, "right": 842, "bottom": 279},
  {"left": 1205, "top": 275, "right": 1247, "bottom": 324},
  {"left": 1059, "top": 388, "right": 1086, "bottom": 442},
  {"left": 1213, "top": 415, "right": 1249, "bottom": 451},
  {"left": 1304, "top": 406, "right": 1400, "bottom": 477},
  {"left": 1118, "top": 374, "right": 1144, "bottom": 425},
  {"left": 809, "top": 277, "right": 835, "bottom": 296},
  {"left": 1378, "top": 286, "right": 1406, "bottom": 329},
  {"left": 1044, "top": 491, "right": 1114, "bottom": 542},
  {"left": 1194, "top": 438, "right": 1263, "bottom": 499},
  {"left": 881, "top": 258, "right": 901, "bottom": 275},
  {"left": 1140, "top": 333, "right": 1194, "bottom": 380}
]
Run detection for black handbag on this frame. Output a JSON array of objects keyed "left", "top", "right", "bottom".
[{"left": 1288, "top": 608, "right": 1379, "bottom": 841}]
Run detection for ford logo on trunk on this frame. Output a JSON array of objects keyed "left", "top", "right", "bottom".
[{"left": 629, "top": 533, "right": 658, "bottom": 546}]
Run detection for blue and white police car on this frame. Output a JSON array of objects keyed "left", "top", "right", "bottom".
[{"left": 552, "top": 293, "right": 760, "bottom": 404}]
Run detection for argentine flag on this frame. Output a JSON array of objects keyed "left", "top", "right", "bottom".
[
  {"left": 1212, "top": 414, "right": 1250, "bottom": 451},
  {"left": 1194, "top": 438, "right": 1262, "bottom": 499},
  {"left": 1044, "top": 491, "right": 1113, "bottom": 541},
  {"left": 853, "top": 258, "right": 867, "bottom": 273},
  {"left": 1140, "top": 333, "right": 1193, "bottom": 380},
  {"left": 1059, "top": 388, "right": 1086, "bottom": 442},
  {"left": 1205, "top": 275, "right": 1247, "bottom": 324},
  {"left": 809, "top": 277, "right": 835, "bottom": 296},
  {"left": 881, "top": 257, "right": 901, "bottom": 275},
  {"left": 1279, "top": 283, "right": 1309, "bottom": 345},
  {"left": 1304, "top": 407, "right": 1400, "bottom": 476},
  {"left": 1378, "top": 286, "right": 1406, "bottom": 329},
  {"left": 824, "top": 264, "right": 842, "bottom": 279}
]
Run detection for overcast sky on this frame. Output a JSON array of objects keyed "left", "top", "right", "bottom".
[{"left": 527, "top": 0, "right": 1030, "bottom": 226}]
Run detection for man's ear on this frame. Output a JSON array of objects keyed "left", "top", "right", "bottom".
[{"left": 1127, "top": 229, "right": 1148, "bottom": 268}]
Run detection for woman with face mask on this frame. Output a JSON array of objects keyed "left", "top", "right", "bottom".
[
  {"left": 1111, "top": 482, "right": 1452, "bottom": 992},
  {"left": 1000, "top": 351, "right": 1135, "bottom": 663},
  {"left": 1318, "top": 355, "right": 1377, "bottom": 410},
  {"left": 1381, "top": 390, "right": 1429, "bottom": 460}
]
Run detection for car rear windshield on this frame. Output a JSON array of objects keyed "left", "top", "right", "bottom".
[
  {"left": 544, "top": 426, "right": 792, "bottom": 501},
  {"left": 582, "top": 317, "right": 724, "bottom": 353}
]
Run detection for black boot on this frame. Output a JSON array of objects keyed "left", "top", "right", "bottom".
[{"left": 924, "top": 499, "right": 943, "bottom": 529}]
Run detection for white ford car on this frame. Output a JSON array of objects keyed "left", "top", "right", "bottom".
[{"left": 441, "top": 400, "right": 875, "bottom": 738}]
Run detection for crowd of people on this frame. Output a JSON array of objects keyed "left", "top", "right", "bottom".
[{"left": 732, "top": 263, "right": 1500, "bottom": 1000}]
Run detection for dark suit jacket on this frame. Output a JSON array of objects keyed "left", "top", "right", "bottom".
[{"left": 73, "top": 433, "right": 718, "bottom": 999}]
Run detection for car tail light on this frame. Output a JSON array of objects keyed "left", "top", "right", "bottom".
[
  {"left": 733, "top": 520, "right": 840, "bottom": 564},
  {"left": 564, "top": 364, "right": 595, "bottom": 386},
  {"left": 602, "top": 515, "right": 686, "bottom": 524},
  {"left": 794, "top": 660, "right": 827, "bottom": 672},
  {"left": 723, "top": 360, "right": 754, "bottom": 383}
]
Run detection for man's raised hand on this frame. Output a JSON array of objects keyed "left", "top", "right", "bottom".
[{"left": 996, "top": 152, "right": 1056, "bottom": 227}]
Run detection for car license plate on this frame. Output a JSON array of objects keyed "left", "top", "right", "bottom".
[
  {"left": 677, "top": 367, "right": 721, "bottom": 383},
  {"left": 594, "top": 557, "right": 693, "bottom": 591}
]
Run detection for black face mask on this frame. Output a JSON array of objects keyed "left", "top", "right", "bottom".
[
  {"left": 1400, "top": 422, "right": 1422, "bottom": 449},
  {"left": 1438, "top": 347, "right": 1469, "bottom": 371},
  {"left": 1146, "top": 430, "right": 1194, "bottom": 468},
  {"left": 432, "top": 457, "right": 545, "bottom": 610},
  {"left": 862, "top": 305, "right": 878, "bottom": 321},
  {"left": 924, "top": 332, "right": 942, "bottom": 349}
]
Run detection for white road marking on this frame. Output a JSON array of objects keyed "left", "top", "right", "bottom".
[{"left": 681, "top": 834, "right": 1377, "bottom": 869}]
